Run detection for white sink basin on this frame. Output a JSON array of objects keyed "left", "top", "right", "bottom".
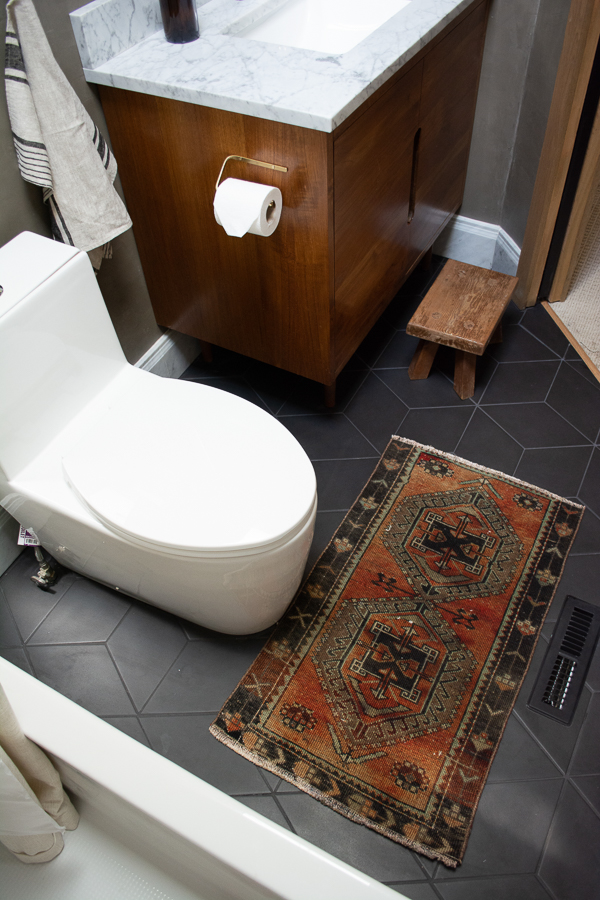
[{"left": 238, "top": 0, "right": 413, "bottom": 55}]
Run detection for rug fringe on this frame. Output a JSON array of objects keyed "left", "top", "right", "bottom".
[
  {"left": 390, "top": 435, "right": 585, "bottom": 507},
  {"left": 209, "top": 723, "right": 459, "bottom": 868}
]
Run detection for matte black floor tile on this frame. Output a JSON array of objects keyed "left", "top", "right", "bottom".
[
  {"left": 342, "top": 373, "right": 409, "bottom": 452},
  {"left": 277, "top": 792, "right": 426, "bottom": 883},
  {"left": 208, "top": 376, "right": 272, "bottom": 410},
  {"left": 490, "top": 325, "right": 560, "bottom": 362},
  {"left": 387, "top": 881, "right": 439, "bottom": 899},
  {"left": 234, "top": 795, "right": 292, "bottom": 831},
  {"left": 571, "top": 774, "right": 600, "bottom": 816},
  {"left": 242, "top": 360, "right": 298, "bottom": 414},
  {"left": 569, "top": 692, "right": 600, "bottom": 776},
  {"left": 486, "top": 715, "right": 562, "bottom": 782},
  {"left": 379, "top": 290, "right": 425, "bottom": 331},
  {"left": 142, "top": 713, "right": 269, "bottom": 793},
  {"left": 454, "top": 409, "right": 523, "bottom": 474},
  {"left": 440, "top": 778, "right": 562, "bottom": 878},
  {"left": 538, "top": 781, "right": 600, "bottom": 900},
  {"left": 570, "top": 508, "right": 600, "bottom": 555},
  {"left": 435, "top": 874, "right": 553, "bottom": 900},
  {"left": 26, "top": 644, "right": 136, "bottom": 716},
  {"left": 395, "top": 406, "right": 474, "bottom": 454},
  {"left": 142, "top": 638, "right": 264, "bottom": 713},
  {"left": 1, "top": 551, "right": 74, "bottom": 641},
  {"left": 276, "top": 366, "right": 368, "bottom": 416},
  {"left": 313, "top": 457, "right": 378, "bottom": 511},
  {"left": 564, "top": 356, "right": 600, "bottom": 388},
  {"left": 485, "top": 403, "right": 588, "bottom": 448},
  {"left": 551, "top": 554, "right": 600, "bottom": 611},
  {"left": 341, "top": 320, "right": 396, "bottom": 370},
  {"left": 585, "top": 641, "right": 600, "bottom": 693},
  {"left": 579, "top": 448, "right": 600, "bottom": 517},
  {"left": 107, "top": 605, "right": 188, "bottom": 710},
  {"left": 180, "top": 346, "right": 250, "bottom": 381},
  {"left": 372, "top": 330, "right": 422, "bottom": 370},
  {"left": 27, "top": 579, "right": 130, "bottom": 645},
  {"left": 279, "top": 413, "right": 376, "bottom": 459},
  {"left": 479, "top": 361, "right": 560, "bottom": 405},
  {"left": 378, "top": 367, "right": 471, "bottom": 409},
  {"left": 547, "top": 361, "right": 600, "bottom": 441},
  {"left": 502, "top": 301, "right": 525, "bottom": 326},
  {"left": 521, "top": 305, "right": 570, "bottom": 357},
  {"left": 513, "top": 446, "right": 593, "bottom": 498},
  {"left": 0, "top": 589, "right": 23, "bottom": 648}
]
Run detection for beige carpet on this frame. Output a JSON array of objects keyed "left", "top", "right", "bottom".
[{"left": 549, "top": 180, "right": 600, "bottom": 377}]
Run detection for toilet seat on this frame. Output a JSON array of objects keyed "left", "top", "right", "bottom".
[{"left": 62, "top": 372, "right": 316, "bottom": 558}]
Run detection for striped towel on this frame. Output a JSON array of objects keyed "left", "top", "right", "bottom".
[{"left": 4, "top": 0, "right": 132, "bottom": 269}]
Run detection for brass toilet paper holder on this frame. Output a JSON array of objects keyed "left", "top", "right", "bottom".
[{"left": 214, "top": 156, "right": 288, "bottom": 216}]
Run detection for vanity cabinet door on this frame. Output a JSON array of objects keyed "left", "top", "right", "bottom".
[
  {"left": 332, "top": 61, "right": 422, "bottom": 372},
  {"left": 410, "top": 0, "right": 489, "bottom": 254}
]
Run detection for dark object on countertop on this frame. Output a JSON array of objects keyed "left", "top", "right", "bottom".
[{"left": 160, "top": 0, "right": 199, "bottom": 43}]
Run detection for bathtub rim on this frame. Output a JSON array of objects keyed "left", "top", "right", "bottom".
[{"left": 0, "top": 658, "right": 403, "bottom": 900}]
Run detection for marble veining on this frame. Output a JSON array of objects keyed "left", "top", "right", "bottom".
[{"left": 71, "top": 0, "right": 473, "bottom": 131}]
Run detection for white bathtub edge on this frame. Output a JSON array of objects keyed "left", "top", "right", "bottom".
[{"left": 0, "top": 658, "right": 404, "bottom": 900}]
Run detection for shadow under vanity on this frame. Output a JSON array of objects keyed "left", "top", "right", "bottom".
[{"left": 76, "top": 0, "right": 489, "bottom": 403}]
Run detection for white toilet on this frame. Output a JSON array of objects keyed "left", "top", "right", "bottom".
[{"left": 0, "top": 232, "right": 317, "bottom": 634}]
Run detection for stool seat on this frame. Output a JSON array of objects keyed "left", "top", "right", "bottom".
[{"left": 406, "top": 260, "right": 518, "bottom": 399}]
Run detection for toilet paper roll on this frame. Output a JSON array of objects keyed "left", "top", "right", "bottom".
[{"left": 214, "top": 177, "right": 282, "bottom": 238}]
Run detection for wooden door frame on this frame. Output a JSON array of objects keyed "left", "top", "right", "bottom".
[{"left": 514, "top": 0, "right": 600, "bottom": 308}]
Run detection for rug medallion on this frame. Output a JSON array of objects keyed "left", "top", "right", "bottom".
[{"left": 211, "top": 438, "right": 583, "bottom": 867}]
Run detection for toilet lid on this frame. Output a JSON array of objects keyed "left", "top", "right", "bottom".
[{"left": 62, "top": 374, "right": 316, "bottom": 555}]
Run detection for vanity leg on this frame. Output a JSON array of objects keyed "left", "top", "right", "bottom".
[
  {"left": 324, "top": 381, "right": 336, "bottom": 408},
  {"left": 199, "top": 340, "right": 213, "bottom": 364},
  {"left": 420, "top": 246, "right": 434, "bottom": 272}
]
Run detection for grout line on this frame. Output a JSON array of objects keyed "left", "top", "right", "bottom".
[{"left": 137, "top": 642, "right": 190, "bottom": 714}]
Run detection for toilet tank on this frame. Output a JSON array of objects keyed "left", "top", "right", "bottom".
[{"left": 0, "top": 232, "right": 128, "bottom": 479}]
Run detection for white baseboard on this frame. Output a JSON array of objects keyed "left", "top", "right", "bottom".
[
  {"left": 135, "top": 329, "right": 202, "bottom": 378},
  {"left": 433, "top": 215, "right": 521, "bottom": 275},
  {"left": 0, "top": 508, "right": 22, "bottom": 576}
]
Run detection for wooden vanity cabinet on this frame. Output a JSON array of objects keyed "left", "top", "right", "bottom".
[{"left": 98, "top": 0, "right": 489, "bottom": 393}]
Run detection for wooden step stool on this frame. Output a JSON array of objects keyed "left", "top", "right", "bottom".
[{"left": 407, "top": 260, "right": 519, "bottom": 399}]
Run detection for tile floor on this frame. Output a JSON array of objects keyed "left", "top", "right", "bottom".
[{"left": 1, "top": 257, "right": 600, "bottom": 900}]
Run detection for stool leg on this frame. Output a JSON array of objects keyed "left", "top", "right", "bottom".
[
  {"left": 409, "top": 340, "right": 439, "bottom": 380},
  {"left": 490, "top": 324, "right": 502, "bottom": 344},
  {"left": 454, "top": 350, "right": 477, "bottom": 399}
]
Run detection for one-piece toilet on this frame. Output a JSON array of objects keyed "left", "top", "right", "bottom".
[{"left": 0, "top": 232, "right": 317, "bottom": 634}]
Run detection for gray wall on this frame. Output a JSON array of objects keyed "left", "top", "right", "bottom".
[
  {"left": 0, "top": 0, "right": 163, "bottom": 363},
  {"left": 1, "top": 0, "right": 570, "bottom": 359},
  {"left": 463, "top": 0, "right": 571, "bottom": 248}
]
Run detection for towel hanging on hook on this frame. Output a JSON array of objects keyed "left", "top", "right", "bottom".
[{"left": 4, "top": 0, "right": 132, "bottom": 269}]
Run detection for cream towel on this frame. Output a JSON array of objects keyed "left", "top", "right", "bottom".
[
  {"left": 4, "top": 0, "right": 132, "bottom": 269},
  {"left": 0, "top": 684, "right": 79, "bottom": 863}
]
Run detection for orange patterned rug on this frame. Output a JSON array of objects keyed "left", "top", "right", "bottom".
[{"left": 210, "top": 437, "right": 583, "bottom": 867}]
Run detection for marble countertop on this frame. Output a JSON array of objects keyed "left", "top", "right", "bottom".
[{"left": 71, "top": 0, "right": 472, "bottom": 132}]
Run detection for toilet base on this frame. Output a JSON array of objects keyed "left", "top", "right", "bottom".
[{"left": 3, "top": 494, "right": 317, "bottom": 634}]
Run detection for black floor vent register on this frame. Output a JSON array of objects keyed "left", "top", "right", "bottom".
[{"left": 528, "top": 595, "right": 600, "bottom": 725}]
